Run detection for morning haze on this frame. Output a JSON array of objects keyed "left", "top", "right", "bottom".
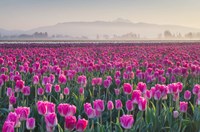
[{"left": 0, "top": 0, "right": 200, "bottom": 40}]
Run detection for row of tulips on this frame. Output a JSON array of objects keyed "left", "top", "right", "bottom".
[{"left": 0, "top": 43, "right": 200, "bottom": 131}]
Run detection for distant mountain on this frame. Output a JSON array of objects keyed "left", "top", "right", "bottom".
[
  {"left": 1, "top": 18, "right": 200, "bottom": 39},
  {"left": 0, "top": 28, "right": 24, "bottom": 36}
]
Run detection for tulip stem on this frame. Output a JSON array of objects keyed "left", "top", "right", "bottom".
[
  {"left": 118, "top": 110, "right": 120, "bottom": 121},
  {"left": 35, "top": 85, "right": 37, "bottom": 103},
  {"left": 98, "top": 86, "right": 101, "bottom": 99},
  {"left": 27, "top": 96, "right": 29, "bottom": 106},
  {"left": 156, "top": 100, "right": 159, "bottom": 116},
  {"left": 0, "top": 87, "right": 1, "bottom": 98},
  {"left": 110, "top": 110, "right": 112, "bottom": 131},
  {"left": 178, "top": 116, "right": 182, "bottom": 132},
  {"left": 90, "top": 119, "right": 94, "bottom": 131}
]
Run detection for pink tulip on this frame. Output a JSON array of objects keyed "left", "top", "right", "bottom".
[
  {"left": 103, "top": 79, "right": 111, "bottom": 88},
  {"left": 6, "top": 112, "right": 20, "bottom": 127},
  {"left": 42, "top": 76, "right": 49, "bottom": 85},
  {"left": 137, "top": 82, "right": 147, "bottom": 93},
  {"left": 76, "top": 118, "right": 88, "bottom": 132},
  {"left": 6, "top": 88, "right": 14, "bottom": 97},
  {"left": 193, "top": 84, "right": 200, "bottom": 95},
  {"left": 65, "top": 116, "right": 76, "bottom": 131},
  {"left": 96, "top": 78, "right": 102, "bottom": 86},
  {"left": 184, "top": 90, "right": 191, "bottom": 100},
  {"left": 46, "top": 102, "right": 56, "bottom": 113},
  {"left": 180, "top": 101, "right": 188, "bottom": 113},
  {"left": 63, "top": 87, "right": 70, "bottom": 95},
  {"left": 131, "top": 90, "right": 142, "bottom": 104},
  {"left": 26, "top": 118, "right": 35, "bottom": 130},
  {"left": 58, "top": 74, "right": 67, "bottom": 84},
  {"left": 57, "top": 103, "right": 76, "bottom": 117},
  {"left": 84, "top": 103, "right": 92, "bottom": 112},
  {"left": 45, "top": 112, "right": 58, "bottom": 127},
  {"left": 126, "top": 100, "right": 134, "bottom": 111},
  {"left": 22, "top": 86, "right": 30, "bottom": 96},
  {"left": 92, "top": 78, "right": 97, "bottom": 86},
  {"left": 93, "top": 99, "right": 105, "bottom": 112},
  {"left": 107, "top": 100, "right": 114, "bottom": 110},
  {"left": 54, "top": 84, "right": 61, "bottom": 93},
  {"left": 15, "top": 80, "right": 25, "bottom": 92},
  {"left": 114, "top": 88, "right": 120, "bottom": 96},
  {"left": 38, "top": 88, "right": 44, "bottom": 95},
  {"left": 115, "top": 99, "right": 123, "bottom": 110},
  {"left": 144, "top": 90, "right": 152, "bottom": 99},
  {"left": 2, "top": 121, "right": 15, "bottom": 132},
  {"left": 123, "top": 83, "right": 133, "bottom": 95},
  {"left": 37, "top": 101, "right": 47, "bottom": 115},
  {"left": 79, "top": 87, "right": 84, "bottom": 95},
  {"left": 77, "top": 75, "right": 87, "bottom": 87},
  {"left": 85, "top": 107, "right": 96, "bottom": 118},
  {"left": 138, "top": 97, "right": 147, "bottom": 111},
  {"left": 45, "top": 83, "right": 52, "bottom": 93},
  {"left": 154, "top": 90, "right": 161, "bottom": 100},
  {"left": 9, "top": 96, "right": 17, "bottom": 105},
  {"left": 173, "top": 111, "right": 179, "bottom": 118},
  {"left": 15, "top": 107, "right": 30, "bottom": 121},
  {"left": 120, "top": 115, "right": 134, "bottom": 129},
  {"left": 33, "top": 75, "right": 39, "bottom": 84},
  {"left": 115, "top": 79, "right": 121, "bottom": 86}
]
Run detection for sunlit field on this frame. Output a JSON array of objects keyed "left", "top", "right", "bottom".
[{"left": 1, "top": 42, "right": 200, "bottom": 132}]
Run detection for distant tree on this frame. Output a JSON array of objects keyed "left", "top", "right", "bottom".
[
  {"left": 164, "top": 30, "right": 172, "bottom": 38},
  {"left": 185, "top": 32, "right": 193, "bottom": 39}
]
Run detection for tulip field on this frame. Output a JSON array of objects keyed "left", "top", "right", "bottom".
[{"left": 0, "top": 42, "right": 200, "bottom": 132}]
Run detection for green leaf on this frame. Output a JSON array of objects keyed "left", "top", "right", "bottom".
[
  {"left": 57, "top": 123, "right": 64, "bottom": 132},
  {"left": 189, "top": 101, "right": 194, "bottom": 113}
]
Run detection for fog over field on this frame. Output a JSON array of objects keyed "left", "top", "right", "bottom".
[{"left": 1, "top": 0, "right": 200, "bottom": 40}]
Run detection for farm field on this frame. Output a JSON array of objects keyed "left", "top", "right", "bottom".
[{"left": 0, "top": 42, "right": 200, "bottom": 132}]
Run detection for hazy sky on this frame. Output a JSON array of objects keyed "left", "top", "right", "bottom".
[{"left": 0, "top": 0, "right": 200, "bottom": 30}]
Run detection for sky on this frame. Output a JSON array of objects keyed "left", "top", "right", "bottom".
[{"left": 0, "top": 0, "right": 200, "bottom": 30}]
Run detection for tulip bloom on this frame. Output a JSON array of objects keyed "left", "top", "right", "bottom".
[
  {"left": 6, "top": 112, "right": 20, "bottom": 127},
  {"left": 79, "top": 87, "right": 84, "bottom": 95},
  {"left": 93, "top": 99, "right": 105, "bottom": 112},
  {"left": 6, "top": 88, "right": 14, "bottom": 97},
  {"left": 138, "top": 97, "right": 147, "bottom": 111},
  {"left": 85, "top": 107, "right": 96, "bottom": 118},
  {"left": 120, "top": 115, "right": 134, "bottom": 129},
  {"left": 179, "top": 101, "right": 188, "bottom": 113},
  {"left": 76, "top": 118, "right": 88, "bottom": 132},
  {"left": 54, "top": 84, "right": 61, "bottom": 93},
  {"left": 173, "top": 111, "right": 179, "bottom": 118},
  {"left": 2, "top": 121, "right": 15, "bottom": 132},
  {"left": 126, "top": 100, "right": 134, "bottom": 111},
  {"left": 37, "top": 101, "right": 47, "bottom": 115},
  {"left": 184, "top": 90, "right": 191, "bottom": 101},
  {"left": 115, "top": 99, "right": 123, "bottom": 110},
  {"left": 38, "top": 88, "right": 44, "bottom": 95},
  {"left": 57, "top": 103, "right": 76, "bottom": 117},
  {"left": 45, "top": 83, "right": 52, "bottom": 93},
  {"left": 136, "top": 82, "right": 147, "bottom": 93},
  {"left": 58, "top": 74, "right": 67, "bottom": 84},
  {"left": 22, "top": 86, "right": 30, "bottom": 96},
  {"left": 65, "top": 116, "right": 77, "bottom": 131},
  {"left": 26, "top": 118, "right": 35, "bottom": 130},
  {"left": 123, "top": 83, "right": 133, "bottom": 95},
  {"left": 131, "top": 90, "right": 142, "bottom": 104},
  {"left": 107, "top": 100, "right": 114, "bottom": 110},
  {"left": 45, "top": 112, "right": 58, "bottom": 127},
  {"left": 15, "top": 107, "right": 30, "bottom": 121},
  {"left": 9, "top": 96, "right": 17, "bottom": 105},
  {"left": 63, "top": 87, "right": 70, "bottom": 95},
  {"left": 33, "top": 75, "right": 39, "bottom": 84}
]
